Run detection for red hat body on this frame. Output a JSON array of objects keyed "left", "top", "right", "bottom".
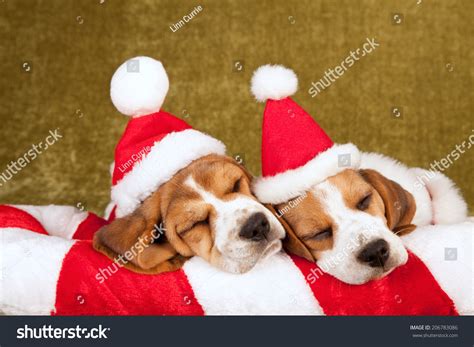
[
  {"left": 112, "top": 111, "right": 191, "bottom": 185},
  {"left": 262, "top": 97, "right": 334, "bottom": 177}
]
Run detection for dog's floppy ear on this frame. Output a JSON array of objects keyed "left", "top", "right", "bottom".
[
  {"left": 266, "top": 204, "right": 315, "bottom": 262},
  {"left": 93, "top": 189, "right": 188, "bottom": 274},
  {"left": 360, "top": 169, "right": 417, "bottom": 235}
]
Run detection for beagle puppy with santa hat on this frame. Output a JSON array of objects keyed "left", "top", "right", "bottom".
[
  {"left": 4, "top": 57, "right": 285, "bottom": 278},
  {"left": 249, "top": 64, "right": 469, "bottom": 285},
  {"left": 92, "top": 57, "right": 285, "bottom": 275}
]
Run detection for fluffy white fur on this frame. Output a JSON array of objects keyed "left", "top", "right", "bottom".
[
  {"left": 401, "top": 222, "right": 473, "bottom": 315},
  {"left": 112, "top": 129, "right": 226, "bottom": 217},
  {"left": 251, "top": 65, "right": 298, "bottom": 102},
  {"left": 252, "top": 143, "right": 360, "bottom": 204},
  {"left": 12, "top": 205, "right": 88, "bottom": 239},
  {"left": 0, "top": 228, "right": 75, "bottom": 315},
  {"left": 183, "top": 252, "right": 323, "bottom": 315},
  {"left": 360, "top": 152, "right": 468, "bottom": 226},
  {"left": 110, "top": 56, "right": 169, "bottom": 117},
  {"left": 410, "top": 168, "right": 468, "bottom": 224}
]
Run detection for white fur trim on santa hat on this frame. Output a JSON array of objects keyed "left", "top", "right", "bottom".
[
  {"left": 110, "top": 56, "right": 169, "bottom": 117},
  {"left": 112, "top": 129, "right": 226, "bottom": 217},
  {"left": 252, "top": 143, "right": 360, "bottom": 204},
  {"left": 251, "top": 65, "right": 298, "bottom": 102},
  {"left": 410, "top": 168, "right": 468, "bottom": 225}
]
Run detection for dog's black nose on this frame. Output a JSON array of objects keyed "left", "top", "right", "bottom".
[
  {"left": 239, "top": 212, "right": 270, "bottom": 241},
  {"left": 357, "top": 239, "right": 390, "bottom": 267}
]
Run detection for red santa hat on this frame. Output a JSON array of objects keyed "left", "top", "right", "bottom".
[
  {"left": 250, "top": 65, "right": 360, "bottom": 204},
  {"left": 109, "top": 56, "right": 226, "bottom": 217}
]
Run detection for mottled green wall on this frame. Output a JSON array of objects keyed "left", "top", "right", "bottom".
[{"left": 1, "top": 0, "right": 472, "bottom": 215}]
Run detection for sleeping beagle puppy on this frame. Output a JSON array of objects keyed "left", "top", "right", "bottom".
[
  {"left": 248, "top": 64, "right": 467, "bottom": 285},
  {"left": 272, "top": 168, "right": 416, "bottom": 285},
  {"left": 94, "top": 154, "right": 285, "bottom": 275}
]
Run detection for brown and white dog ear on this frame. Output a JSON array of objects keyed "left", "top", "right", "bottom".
[
  {"left": 266, "top": 204, "right": 315, "bottom": 262},
  {"left": 93, "top": 190, "right": 188, "bottom": 274},
  {"left": 360, "top": 169, "right": 417, "bottom": 235}
]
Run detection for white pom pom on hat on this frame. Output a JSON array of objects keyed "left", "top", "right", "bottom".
[
  {"left": 250, "top": 64, "right": 298, "bottom": 102},
  {"left": 110, "top": 56, "right": 169, "bottom": 117}
]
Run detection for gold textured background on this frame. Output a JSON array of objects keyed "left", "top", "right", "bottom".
[{"left": 0, "top": 0, "right": 472, "bottom": 215}]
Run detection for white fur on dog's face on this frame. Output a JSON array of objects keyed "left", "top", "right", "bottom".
[
  {"left": 277, "top": 169, "right": 410, "bottom": 284},
  {"left": 311, "top": 181, "right": 408, "bottom": 284},
  {"left": 184, "top": 177, "right": 284, "bottom": 273}
]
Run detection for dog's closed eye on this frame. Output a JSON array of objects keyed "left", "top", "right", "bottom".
[
  {"left": 179, "top": 216, "right": 210, "bottom": 236},
  {"left": 231, "top": 177, "right": 242, "bottom": 193},
  {"left": 356, "top": 193, "right": 372, "bottom": 211},
  {"left": 303, "top": 227, "right": 333, "bottom": 241}
]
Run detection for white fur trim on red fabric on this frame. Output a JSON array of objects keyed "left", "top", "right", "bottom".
[
  {"left": 0, "top": 228, "right": 75, "bottom": 315},
  {"left": 183, "top": 251, "right": 323, "bottom": 315},
  {"left": 11, "top": 205, "right": 88, "bottom": 239},
  {"left": 410, "top": 168, "right": 468, "bottom": 225},
  {"left": 112, "top": 129, "right": 226, "bottom": 217},
  {"left": 251, "top": 65, "right": 298, "bottom": 102},
  {"left": 402, "top": 222, "right": 474, "bottom": 315},
  {"left": 110, "top": 56, "right": 169, "bottom": 117},
  {"left": 252, "top": 143, "right": 360, "bottom": 204}
]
